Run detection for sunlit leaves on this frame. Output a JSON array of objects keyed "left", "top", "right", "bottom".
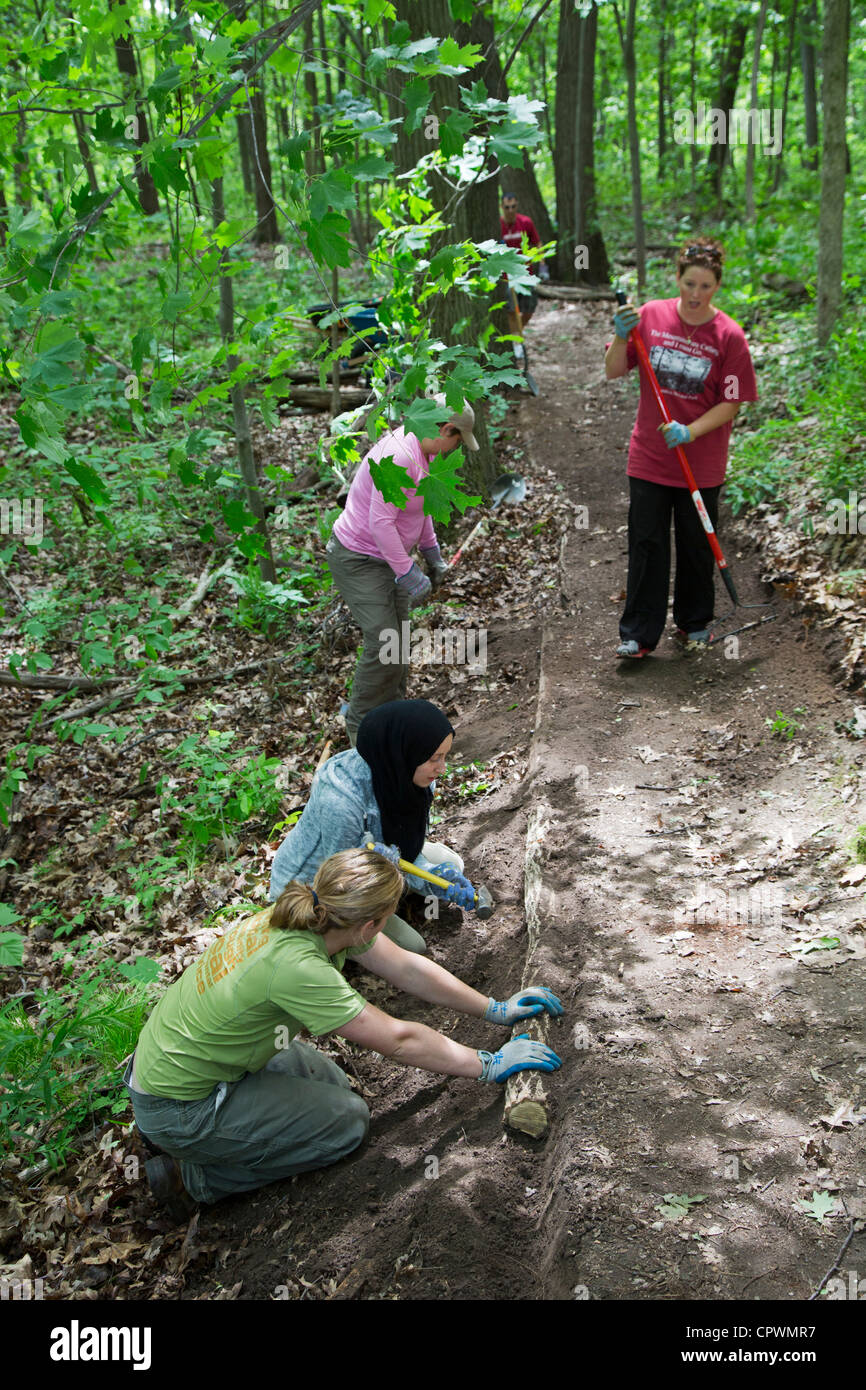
[
  {"left": 417, "top": 450, "right": 480, "bottom": 524},
  {"left": 302, "top": 213, "right": 353, "bottom": 268}
]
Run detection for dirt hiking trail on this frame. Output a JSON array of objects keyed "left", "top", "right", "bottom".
[{"left": 181, "top": 300, "right": 865, "bottom": 1303}]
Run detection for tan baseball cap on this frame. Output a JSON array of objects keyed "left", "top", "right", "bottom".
[{"left": 433, "top": 393, "right": 480, "bottom": 452}]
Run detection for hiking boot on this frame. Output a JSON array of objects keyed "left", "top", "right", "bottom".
[
  {"left": 144, "top": 1154, "right": 197, "bottom": 1222},
  {"left": 616, "top": 639, "right": 651, "bottom": 659},
  {"left": 675, "top": 627, "right": 712, "bottom": 649}
]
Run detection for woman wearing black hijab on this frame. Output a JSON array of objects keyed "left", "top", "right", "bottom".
[{"left": 268, "top": 700, "right": 477, "bottom": 952}]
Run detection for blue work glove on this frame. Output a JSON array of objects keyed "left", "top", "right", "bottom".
[
  {"left": 484, "top": 987, "right": 564, "bottom": 1027},
  {"left": 477, "top": 1034, "right": 562, "bottom": 1083},
  {"left": 613, "top": 303, "right": 640, "bottom": 339},
  {"left": 538, "top": 264, "right": 550, "bottom": 282},
  {"left": 369, "top": 842, "right": 402, "bottom": 867},
  {"left": 420, "top": 544, "right": 448, "bottom": 591},
  {"left": 395, "top": 562, "right": 432, "bottom": 608},
  {"left": 428, "top": 863, "right": 476, "bottom": 910},
  {"left": 659, "top": 419, "right": 691, "bottom": 448}
]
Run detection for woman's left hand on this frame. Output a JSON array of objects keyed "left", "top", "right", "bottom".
[
  {"left": 659, "top": 419, "right": 691, "bottom": 448},
  {"left": 431, "top": 864, "right": 476, "bottom": 910},
  {"left": 484, "top": 987, "right": 564, "bottom": 1026}
]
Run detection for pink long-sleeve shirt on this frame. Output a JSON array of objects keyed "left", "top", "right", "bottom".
[{"left": 331, "top": 426, "right": 437, "bottom": 576}]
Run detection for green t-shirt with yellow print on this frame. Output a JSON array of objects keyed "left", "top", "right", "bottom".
[{"left": 134, "top": 907, "right": 372, "bottom": 1100}]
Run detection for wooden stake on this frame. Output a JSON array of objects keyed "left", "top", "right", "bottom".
[{"left": 504, "top": 803, "right": 554, "bottom": 1138}]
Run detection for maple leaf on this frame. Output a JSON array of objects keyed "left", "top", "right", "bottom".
[
  {"left": 302, "top": 213, "right": 352, "bottom": 269},
  {"left": 308, "top": 169, "right": 356, "bottom": 221},
  {"left": 416, "top": 450, "right": 480, "bottom": 524},
  {"left": 657, "top": 1194, "right": 706, "bottom": 1222},
  {"left": 439, "top": 109, "right": 474, "bottom": 158},
  {"left": 402, "top": 396, "right": 447, "bottom": 439},
  {"left": 490, "top": 119, "right": 543, "bottom": 167},
  {"left": 795, "top": 1191, "right": 839, "bottom": 1224},
  {"left": 368, "top": 457, "right": 411, "bottom": 509}
]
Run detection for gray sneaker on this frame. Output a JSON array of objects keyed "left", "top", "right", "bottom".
[
  {"left": 675, "top": 627, "right": 712, "bottom": 649},
  {"left": 616, "top": 639, "right": 651, "bottom": 659}
]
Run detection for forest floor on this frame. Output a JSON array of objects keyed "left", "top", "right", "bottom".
[{"left": 5, "top": 298, "right": 866, "bottom": 1303}]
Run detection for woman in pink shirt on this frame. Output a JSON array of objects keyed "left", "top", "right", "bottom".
[
  {"left": 326, "top": 398, "right": 479, "bottom": 742},
  {"left": 605, "top": 238, "right": 757, "bottom": 657}
]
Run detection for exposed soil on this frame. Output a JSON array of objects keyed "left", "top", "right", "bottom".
[
  {"left": 174, "top": 301, "right": 866, "bottom": 1302},
  {"left": 8, "top": 301, "right": 863, "bottom": 1307}
]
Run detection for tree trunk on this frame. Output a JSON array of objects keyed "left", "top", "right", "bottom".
[
  {"left": 575, "top": 3, "right": 610, "bottom": 285},
  {"left": 72, "top": 112, "right": 100, "bottom": 195},
  {"left": 817, "top": 0, "right": 850, "bottom": 345},
  {"left": 236, "top": 113, "right": 254, "bottom": 196},
  {"left": 111, "top": 1, "right": 159, "bottom": 214},
  {"left": 13, "top": 111, "right": 32, "bottom": 211},
  {"left": 212, "top": 176, "right": 276, "bottom": 582},
  {"left": 304, "top": 12, "right": 321, "bottom": 177},
  {"left": 317, "top": 5, "right": 333, "bottom": 107},
  {"left": 226, "top": 0, "right": 278, "bottom": 242},
  {"left": 553, "top": 0, "right": 581, "bottom": 283},
  {"left": 689, "top": 10, "right": 698, "bottom": 208},
  {"left": 801, "top": 0, "right": 820, "bottom": 170},
  {"left": 248, "top": 78, "right": 278, "bottom": 242},
  {"left": 705, "top": 15, "right": 749, "bottom": 201},
  {"left": 478, "top": 16, "right": 555, "bottom": 260},
  {"left": 657, "top": 0, "right": 667, "bottom": 180},
  {"left": 772, "top": 0, "right": 799, "bottom": 192},
  {"left": 614, "top": 0, "right": 645, "bottom": 292},
  {"left": 390, "top": 0, "right": 500, "bottom": 498},
  {"left": 745, "top": 0, "right": 770, "bottom": 220}
]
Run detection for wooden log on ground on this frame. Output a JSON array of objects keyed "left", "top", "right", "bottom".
[
  {"left": 277, "top": 386, "right": 370, "bottom": 411},
  {"left": 536, "top": 283, "right": 616, "bottom": 302},
  {"left": 504, "top": 802, "right": 554, "bottom": 1138}
]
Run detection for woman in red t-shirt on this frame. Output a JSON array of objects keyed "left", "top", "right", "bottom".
[{"left": 605, "top": 238, "right": 757, "bottom": 657}]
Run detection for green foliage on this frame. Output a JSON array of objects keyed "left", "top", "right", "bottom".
[
  {"left": 656, "top": 1193, "right": 707, "bottom": 1222},
  {"left": 848, "top": 826, "right": 866, "bottom": 865},
  {"left": 223, "top": 558, "right": 313, "bottom": 639},
  {"left": 0, "top": 957, "right": 158, "bottom": 1169},
  {"left": 157, "top": 731, "right": 283, "bottom": 852},
  {"left": 765, "top": 709, "right": 801, "bottom": 740}
]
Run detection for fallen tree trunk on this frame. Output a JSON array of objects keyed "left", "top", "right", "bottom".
[
  {"left": 536, "top": 283, "right": 616, "bottom": 302},
  {"left": 278, "top": 385, "right": 370, "bottom": 410},
  {"left": 504, "top": 802, "right": 555, "bottom": 1138}
]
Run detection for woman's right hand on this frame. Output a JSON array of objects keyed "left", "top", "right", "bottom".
[
  {"left": 613, "top": 303, "right": 641, "bottom": 340},
  {"left": 477, "top": 1035, "right": 563, "bottom": 1083}
]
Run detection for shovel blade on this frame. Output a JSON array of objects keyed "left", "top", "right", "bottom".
[{"left": 491, "top": 472, "right": 527, "bottom": 508}]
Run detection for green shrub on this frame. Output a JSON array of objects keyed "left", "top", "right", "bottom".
[{"left": 0, "top": 958, "right": 158, "bottom": 1169}]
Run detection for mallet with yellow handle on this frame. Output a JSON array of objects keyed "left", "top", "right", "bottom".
[{"left": 365, "top": 844, "right": 494, "bottom": 918}]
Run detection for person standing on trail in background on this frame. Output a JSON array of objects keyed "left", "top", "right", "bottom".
[
  {"left": 605, "top": 238, "right": 758, "bottom": 658},
  {"left": 326, "top": 398, "right": 479, "bottom": 745},
  {"left": 500, "top": 191, "right": 548, "bottom": 342},
  {"left": 269, "top": 700, "right": 477, "bottom": 954},
  {"left": 127, "top": 846, "right": 563, "bottom": 1219}
]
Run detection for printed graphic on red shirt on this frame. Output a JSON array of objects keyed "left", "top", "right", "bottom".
[{"left": 649, "top": 343, "right": 713, "bottom": 396}]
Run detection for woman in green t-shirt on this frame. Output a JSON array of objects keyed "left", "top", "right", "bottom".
[{"left": 127, "top": 847, "right": 562, "bottom": 1220}]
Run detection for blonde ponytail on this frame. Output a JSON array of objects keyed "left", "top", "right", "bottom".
[{"left": 271, "top": 847, "right": 403, "bottom": 934}]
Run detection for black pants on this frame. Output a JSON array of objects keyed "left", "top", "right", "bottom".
[{"left": 619, "top": 476, "right": 721, "bottom": 650}]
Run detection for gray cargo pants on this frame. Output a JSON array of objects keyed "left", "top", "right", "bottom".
[
  {"left": 124, "top": 1042, "right": 369, "bottom": 1204},
  {"left": 326, "top": 534, "right": 410, "bottom": 743}
]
